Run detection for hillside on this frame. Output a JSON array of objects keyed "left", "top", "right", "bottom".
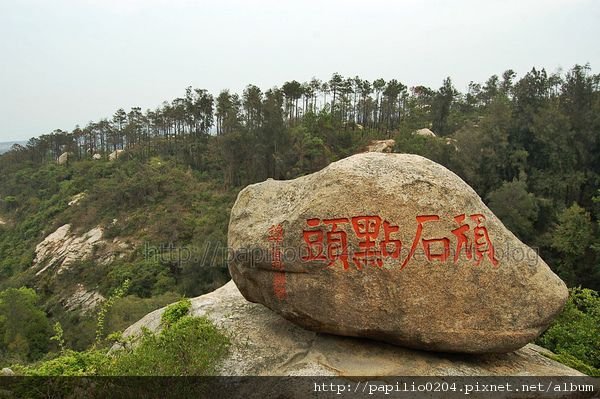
[
  {"left": 0, "top": 156, "right": 236, "bottom": 351},
  {"left": 0, "top": 65, "right": 598, "bottom": 374}
]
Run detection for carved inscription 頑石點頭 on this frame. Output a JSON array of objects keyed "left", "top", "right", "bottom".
[{"left": 301, "top": 214, "right": 498, "bottom": 270}]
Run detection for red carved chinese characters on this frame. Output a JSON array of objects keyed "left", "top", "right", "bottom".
[
  {"left": 401, "top": 215, "right": 450, "bottom": 269},
  {"left": 302, "top": 218, "right": 352, "bottom": 269},
  {"left": 267, "top": 224, "right": 286, "bottom": 299},
  {"left": 451, "top": 214, "right": 472, "bottom": 262},
  {"left": 302, "top": 218, "right": 326, "bottom": 261},
  {"left": 302, "top": 216, "right": 402, "bottom": 270},
  {"left": 323, "top": 218, "right": 350, "bottom": 269},
  {"left": 470, "top": 214, "right": 499, "bottom": 267},
  {"left": 351, "top": 216, "right": 383, "bottom": 269},
  {"left": 302, "top": 213, "right": 499, "bottom": 270},
  {"left": 381, "top": 221, "right": 402, "bottom": 259}
]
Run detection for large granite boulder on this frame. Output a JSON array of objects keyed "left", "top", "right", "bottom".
[{"left": 227, "top": 153, "right": 568, "bottom": 353}]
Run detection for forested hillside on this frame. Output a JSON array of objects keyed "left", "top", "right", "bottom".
[{"left": 0, "top": 64, "right": 598, "bottom": 373}]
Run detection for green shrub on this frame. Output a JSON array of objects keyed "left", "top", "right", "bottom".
[
  {"left": 106, "top": 315, "right": 229, "bottom": 376},
  {"left": 160, "top": 298, "right": 191, "bottom": 328},
  {"left": 95, "top": 280, "right": 130, "bottom": 345},
  {"left": 14, "top": 314, "right": 229, "bottom": 377},
  {"left": 17, "top": 349, "right": 108, "bottom": 376},
  {"left": 537, "top": 287, "right": 600, "bottom": 375},
  {"left": 0, "top": 287, "right": 52, "bottom": 362}
]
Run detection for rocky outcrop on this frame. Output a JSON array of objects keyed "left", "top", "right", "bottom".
[
  {"left": 63, "top": 283, "right": 105, "bottom": 314},
  {"left": 121, "top": 281, "right": 582, "bottom": 377},
  {"left": 33, "top": 224, "right": 132, "bottom": 275},
  {"left": 58, "top": 152, "right": 69, "bottom": 165},
  {"left": 68, "top": 192, "right": 86, "bottom": 206},
  {"left": 365, "top": 139, "right": 395, "bottom": 153},
  {"left": 0, "top": 368, "right": 14, "bottom": 376},
  {"left": 109, "top": 149, "right": 124, "bottom": 161},
  {"left": 446, "top": 137, "right": 459, "bottom": 150},
  {"left": 227, "top": 153, "right": 568, "bottom": 353},
  {"left": 414, "top": 127, "right": 436, "bottom": 137},
  {"left": 92, "top": 153, "right": 102, "bottom": 160},
  {"left": 34, "top": 224, "right": 102, "bottom": 275}
]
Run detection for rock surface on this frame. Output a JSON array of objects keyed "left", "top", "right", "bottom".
[
  {"left": 121, "top": 281, "right": 582, "bottom": 377},
  {"left": 57, "top": 152, "right": 69, "bottom": 165},
  {"left": 414, "top": 127, "right": 436, "bottom": 137},
  {"left": 109, "top": 149, "right": 124, "bottom": 161},
  {"left": 227, "top": 153, "right": 568, "bottom": 353},
  {"left": 366, "top": 139, "right": 395, "bottom": 153},
  {"left": 63, "top": 283, "right": 105, "bottom": 314},
  {"left": 33, "top": 224, "right": 131, "bottom": 275},
  {"left": 68, "top": 192, "right": 86, "bottom": 206}
]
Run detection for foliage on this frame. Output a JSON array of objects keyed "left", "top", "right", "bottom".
[
  {"left": 550, "top": 204, "right": 599, "bottom": 288},
  {"left": 537, "top": 288, "right": 600, "bottom": 376},
  {"left": 16, "top": 349, "right": 109, "bottom": 376},
  {"left": 106, "top": 315, "right": 229, "bottom": 376},
  {"left": 50, "top": 322, "right": 65, "bottom": 354},
  {"left": 551, "top": 204, "right": 593, "bottom": 258},
  {"left": 103, "top": 292, "right": 182, "bottom": 338},
  {"left": 160, "top": 298, "right": 191, "bottom": 328},
  {"left": 95, "top": 279, "right": 130, "bottom": 345},
  {"left": 545, "top": 352, "right": 599, "bottom": 377},
  {"left": 15, "top": 314, "right": 229, "bottom": 377},
  {"left": 0, "top": 287, "right": 52, "bottom": 363},
  {"left": 487, "top": 179, "right": 539, "bottom": 242}
]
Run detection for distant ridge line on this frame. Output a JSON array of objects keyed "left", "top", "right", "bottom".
[{"left": 0, "top": 140, "right": 28, "bottom": 154}]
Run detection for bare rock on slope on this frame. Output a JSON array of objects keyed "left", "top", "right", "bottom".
[
  {"left": 414, "top": 127, "right": 436, "bottom": 137},
  {"left": 57, "top": 152, "right": 69, "bottom": 165},
  {"left": 33, "top": 224, "right": 131, "bottom": 275},
  {"left": 365, "top": 139, "right": 395, "bottom": 153},
  {"left": 63, "top": 283, "right": 105, "bottom": 314},
  {"left": 109, "top": 149, "right": 125, "bottom": 161},
  {"left": 34, "top": 224, "right": 103, "bottom": 275}
]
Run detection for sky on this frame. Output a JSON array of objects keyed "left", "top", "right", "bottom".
[{"left": 0, "top": 0, "right": 598, "bottom": 142}]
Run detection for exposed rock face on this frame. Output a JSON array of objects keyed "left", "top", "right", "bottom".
[
  {"left": 33, "top": 224, "right": 132, "bottom": 275},
  {"left": 446, "top": 137, "right": 459, "bottom": 150},
  {"left": 122, "top": 281, "right": 582, "bottom": 377},
  {"left": 63, "top": 283, "right": 105, "bottom": 314},
  {"left": 68, "top": 192, "right": 86, "bottom": 206},
  {"left": 34, "top": 224, "right": 103, "bottom": 275},
  {"left": 366, "top": 139, "right": 395, "bottom": 153},
  {"left": 414, "top": 127, "right": 436, "bottom": 137},
  {"left": 92, "top": 153, "right": 102, "bottom": 160},
  {"left": 57, "top": 152, "right": 69, "bottom": 165},
  {"left": 227, "top": 153, "right": 568, "bottom": 353},
  {"left": 109, "top": 149, "right": 124, "bottom": 161}
]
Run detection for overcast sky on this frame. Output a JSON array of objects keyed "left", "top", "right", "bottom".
[{"left": 0, "top": 0, "right": 598, "bottom": 142}]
